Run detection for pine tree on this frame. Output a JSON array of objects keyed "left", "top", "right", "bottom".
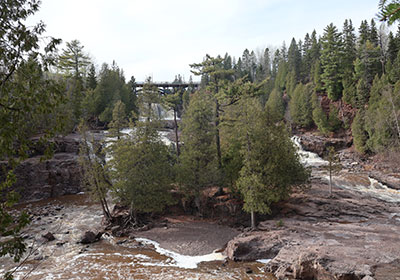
[
  {"left": 93, "top": 63, "right": 132, "bottom": 123},
  {"left": 387, "top": 31, "right": 399, "bottom": 62},
  {"left": 378, "top": 0, "right": 400, "bottom": 24},
  {"left": 190, "top": 55, "right": 235, "bottom": 169},
  {"left": 58, "top": 40, "right": 91, "bottom": 78},
  {"left": 369, "top": 19, "right": 379, "bottom": 47}
]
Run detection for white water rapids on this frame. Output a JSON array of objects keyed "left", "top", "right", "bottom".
[{"left": 293, "top": 136, "right": 400, "bottom": 203}]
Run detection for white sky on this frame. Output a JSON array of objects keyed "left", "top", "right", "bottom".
[{"left": 31, "top": 0, "right": 383, "bottom": 82}]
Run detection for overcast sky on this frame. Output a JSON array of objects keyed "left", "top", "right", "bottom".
[{"left": 31, "top": 0, "right": 382, "bottom": 82}]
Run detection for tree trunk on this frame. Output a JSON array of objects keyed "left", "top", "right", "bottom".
[
  {"left": 215, "top": 99, "right": 222, "bottom": 168},
  {"left": 174, "top": 108, "right": 180, "bottom": 157},
  {"left": 251, "top": 210, "right": 256, "bottom": 229},
  {"left": 329, "top": 165, "right": 333, "bottom": 197}
]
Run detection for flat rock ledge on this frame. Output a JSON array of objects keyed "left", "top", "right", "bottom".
[{"left": 225, "top": 181, "right": 400, "bottom": 280}]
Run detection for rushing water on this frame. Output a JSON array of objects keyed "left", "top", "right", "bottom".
[
  {"left": 1, "top": 194, "right": 272, "bottom": 280},
  {"left": 6, "top": 135, "right": 399, "bottom": 279},
  {"left": 293, "top": 136, "right": 400, "bottom": 203}
]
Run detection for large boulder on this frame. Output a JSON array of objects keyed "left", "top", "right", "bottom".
[
  {"left": 79, "top": 231, "right": 103, "bottom": 244},
  {"left": 299, "top": 134, "right": 352, "bottom": 157},
  {"left": 225, "top": 233, "right": 283, "bottom": 261}
]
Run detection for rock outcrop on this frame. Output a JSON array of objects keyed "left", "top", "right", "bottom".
[
  {"left": 225, "top": 179, "right": 400, "bottom": 280},
  {"left": 1, "top": 133, "right": 85, "bottom": 202},
  {"left": 299, "top": 133, "right": 352, "bottom": 157}
]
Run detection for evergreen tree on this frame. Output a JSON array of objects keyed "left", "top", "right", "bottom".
[
  {"left": 311, "top": 59, "right": 323, "bottom": 92},
  {"left": 352, "top": 109, "right": 368, "bottom": 154},
  {"left": 109, "top": 100, "right": 127, "bottom": 140},
  {"left": 127, "top": 76, "right": 139, "bottom": 120},
  {"left": 378, "top": 0, "right": 400, "bottom": 24},
  {"left": 178, "top": 91, "right": 219, "bottom": 213},
  {"left": 190, "top": 55, "right": 235, "bottom": 169},
  {"left": 369, "top": 19, "right": 379, "bottom": 47},
  {"left": 0, "top": 0, "right": 64, "bottom": 276},
  {"left": 320, "top": 23, "right": 343, "bottom": 101},
  {"left": 364, "top": 75, "right": 400, "bottom": 152},
  {"left": 93, "top": 63, "right": 132, "bottom": 123},
  {"left": 287, "top": 38, "right": 302, "bottom": 82},
  {"left": 289, "top": 83, "right": 313, "bottom": 128},
  {"left": 265, "top": 88, "right": 285, "bottom": 120},
  {"left": 358, "top": 20, "right": 370, "bottom": 46},
  {"left": 342, "top": 19, "right": 357, "bottom": 76},
  {"left": 237, "top": 102, "right": 309, "bottom": 228},
  {"left": 138, "top": 77, "right": 160, "bottom": 123},
  {"left": 108, "top": 121, "right": 174, "bottom": 223},
  {"left": 163, "top": 88, "right": 183, "bottom": 157},
  {"left": 58, "top": 40, "right": 91, "bottom": 78},
  {"left": 387, "top": 31, "right": 400, "bottom": 62},
  {"left": 312, "top": 93, "right": 330, "bottom": 135},
  {"left": 263, "top": 48, "right": 271, "bottom": 78},
  {"left": 86, "top": 64, "right": 97, "bottom": 90},
  {"left": 274, "top": 60, "right": 288, "bottom": 91}
]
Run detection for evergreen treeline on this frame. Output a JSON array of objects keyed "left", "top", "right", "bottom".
[{"left": 207, "top": 19, "right": 400, "bottom": 154}]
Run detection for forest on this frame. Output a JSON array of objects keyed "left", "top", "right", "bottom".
[{"left": 2, "top": 0, "right": 400, "bottom": 279}]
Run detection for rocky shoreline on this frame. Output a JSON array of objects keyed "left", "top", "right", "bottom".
[
  {"left": 5, "top": 131, "right": 400, "bottom": 279},
  {"left": 224, "top": 133, "right": 400, "bottom": 280}
]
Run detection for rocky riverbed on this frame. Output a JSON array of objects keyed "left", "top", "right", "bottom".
[
  {"left": 225, "top": 133, "right": 400, "bottom": 280},
  {"left": 3, "top": 131, "right": 400, "bottom": 279}
]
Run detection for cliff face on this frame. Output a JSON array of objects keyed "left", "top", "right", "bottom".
[{"left": 1, "top": 133, "right": 84, "bottom": 202}]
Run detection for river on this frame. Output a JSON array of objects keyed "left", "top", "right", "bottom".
[{"left": 2, "top": 135, "right": 399, "bottom": 279}]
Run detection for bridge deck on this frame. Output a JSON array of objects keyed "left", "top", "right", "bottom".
[{"left": 135, "top": 82, "right": 200, "bottom": 88}]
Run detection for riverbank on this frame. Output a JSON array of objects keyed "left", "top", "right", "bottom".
[
  {"left": 134, "top": 216, "right": 240, "bottom": 256},
  {"left": 226, "top": 177, "right": 400, "bottom": 279}
]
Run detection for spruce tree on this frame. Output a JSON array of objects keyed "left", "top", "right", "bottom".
[{"left": 320, "top": 23, "right": 343, "bottom": 101}]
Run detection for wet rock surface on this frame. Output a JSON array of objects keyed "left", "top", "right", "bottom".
[
  {"left": 1, "top": 132, "right": 104, "bottom": 202},
  {"left": 298, "top": 133, "right": 352, "bottom": 157},
  {"left": 225, "top": 179, "right": 400, "bottom": 280},
  {"left": 79, "top": 231, "right": 103, "bottom": 244}
]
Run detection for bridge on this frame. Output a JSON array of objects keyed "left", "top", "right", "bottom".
[{"left": 134, "top": 81, "right": 200, "bottom": 94}]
